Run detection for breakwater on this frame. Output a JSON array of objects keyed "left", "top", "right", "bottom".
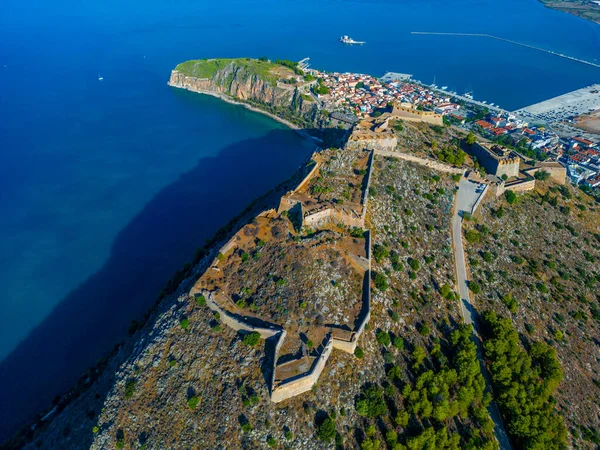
[{"left": 411, "top": 32, "right": 600, "bottom": 69}]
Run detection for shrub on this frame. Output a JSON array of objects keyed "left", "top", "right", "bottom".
[
  {"left": 187, "top": 396, "right": 199, "bottom": 409},
  {"left": 534, "top": 170, "right": 550, "bottom": 181},
  {"left": 241, "top": 422, "right": 252, "bottom": 433},
  {"left": 373, "top": 272, "right": 389, "bottom": 291},
  {"left": 376, "top": 330, "right": 391, "bottom": 346},
  {"left": 504, "top": 190, "right": 517, "bottom": 204},
  {"left": 465, "top": 229, "right": 481, "bottom": 244},
  {"left": 354, "top": 347, "right": 365, "bottom": 359},
  {"left": 235, "top": 299, "right": 246, "bottom": 308},
  {"left": 418, "top": 324, "right": 430, "bottom": 336},
  {"left": 267, "top": 436, "right": 276, "bottom": 447},
  {"left": 440, "top": 283, "right": 452, "bottom": 299},
  {"left": 315, "top": 415, "right": 336, "bottom": 442},
  {"left": 242, "top": 331, "right": 261, "bottom": 346},
  {"left": 502, "top": 293, "right": 518, "bottom": 313},
  {"left": 195, "top": 294, "right": 206, "bottom": 306},
  {"left": 285, "top": 431, "right": 293, "bottom": 441},
  {"left": 393, "top": 336, "right": 404, "bottom": 350},
  {"left": 373, "top": 244, "right": 389, "bottom": 263},
  {"left": 469, "top": 281, "right": 481, "bottom": 294},
  {"left": 306, "top": 339, "right": 314, "bottom": 350},
  {"left": 408, "top": 258, "right": 421, "bottom": 271},
  {"left": 124, "top": 379, "right": 136, "bottom": 399}
]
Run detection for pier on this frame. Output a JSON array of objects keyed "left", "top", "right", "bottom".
[{"left": 411, "top": 32, "right": 600, "bottom": 69}]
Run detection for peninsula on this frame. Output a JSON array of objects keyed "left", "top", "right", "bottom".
[{"left": 7, "top": 57, "right": 600, "bottom": 450}]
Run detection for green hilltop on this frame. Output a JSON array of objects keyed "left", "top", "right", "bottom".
[{"left": 174, "top": 57, "right": 301, "bottom": 85}]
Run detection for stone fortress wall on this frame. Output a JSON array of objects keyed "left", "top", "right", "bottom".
[
  {"left": 390, "top": 103, "right": 444, "bottom": 126},
  {"left": 470, "top": 142, "right": 520, "bottom": 179},
  {"left": 191, "top": 148, "right": 375, "bottom": 404}
]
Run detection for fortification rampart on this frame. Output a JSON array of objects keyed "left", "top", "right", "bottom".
[
  {"left": 374, "top": 150, "right": 465, "bottom": 175},
  {"left": 346, "top": 136, "right": 397, "bottom": 152},
  {"left": 190, "top": 146, "right": 375, "bottom": 405},
  {"left": 524, "top": 163, "right": 567, "bottom": 185},
  {"left": 194, "top": 290, "right": 282, "bottom": 339},
  {"left": 505, "top": 178, "right": 536, "bottom": 193},
  {"left": 271, "top": 336, "right": 334, "bottom": 402},
  {"left": 361, "top": 151, "right": 375, "bottom": 219},
  {"left": 303, "top": 207, "right": 364, "bottom": 229},
  {"left": 390, "top": 104, "right": 444, "bottom": 126}
]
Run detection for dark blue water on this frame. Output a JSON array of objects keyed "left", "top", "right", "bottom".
[{"left": 1, "top": 0, "right": 599, "bottom": 439}]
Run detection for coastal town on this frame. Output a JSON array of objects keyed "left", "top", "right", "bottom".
[{"left": 307, "top": 68, "right": 600, "bottom": 194}]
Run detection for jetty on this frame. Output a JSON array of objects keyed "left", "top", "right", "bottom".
[{"left": 411, "top": 32, "right": 600, "bottom": 69}]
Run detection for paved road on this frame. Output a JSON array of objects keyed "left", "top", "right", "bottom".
[{"left": 452, "top": 178, "right": 513, "bottom": 450}]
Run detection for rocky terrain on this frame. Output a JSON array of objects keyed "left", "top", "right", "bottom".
[
  {"left": 168, "top": 58, "right": 320, "bottom": 128},
  {"left": 465, "top": 181, "right": 600, "bottom": 448}
]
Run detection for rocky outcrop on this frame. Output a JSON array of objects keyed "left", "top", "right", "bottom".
[{"left": 168, "top": 61, "right": 318, "bottom": 126}]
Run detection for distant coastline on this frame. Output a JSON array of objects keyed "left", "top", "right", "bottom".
[{"left": 538, "top": 0, "right": 600, "bottom": 24}]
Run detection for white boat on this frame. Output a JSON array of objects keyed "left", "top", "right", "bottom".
[
  {"left": 339, "top": 35, "right": 365, "bottom": 45},
  {"left": 482, "top": 101, "right": 487, "bottom": 104},
  {"left": 490, "top": 103, "right": 495, "bottom": 107},
  {"left": 98, "top": 74, "right": 104, "bottom": 81},
  {"left": 441, "top": 86, "right": 448, "bottom": 90}
]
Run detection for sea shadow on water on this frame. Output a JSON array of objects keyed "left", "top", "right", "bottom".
[{"left": 0, "top": 128, "right": 314, "bottom": 441}]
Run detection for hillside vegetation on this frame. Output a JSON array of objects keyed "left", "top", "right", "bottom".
[
  {"left": 174, "top": 58, "right": 297, "bottom": 85},
  {"left": 464, "top": 181, "right": 600, "bottom": 448}
]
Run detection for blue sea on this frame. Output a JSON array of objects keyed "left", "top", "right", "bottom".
[{"left": 1, "top": 0, "right": 599, "bottom": 439}]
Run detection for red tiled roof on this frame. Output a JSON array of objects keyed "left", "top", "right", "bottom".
[
  {"left": 574, "top": 137, "right": 594, "bottom": 146},
  {"left": 475, "top": 120, "right": 493, "bottom": 129}
]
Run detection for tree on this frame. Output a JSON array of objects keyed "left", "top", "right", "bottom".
[
  {"left": 466, "top": 132, "right": 477, "bottom": 145},
  {"left": 356, "top": 385, "right": 388, "bottom": 418},
  {"left": 412, "top": 346, "right": 427, "bottom": 366}
]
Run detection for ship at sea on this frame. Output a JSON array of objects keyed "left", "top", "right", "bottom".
[{"left": 339, "top": 35, "right": 365, "bottom": 45}]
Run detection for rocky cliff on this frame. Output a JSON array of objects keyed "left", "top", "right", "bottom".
[{"left": 168, "top": 59, "right": 319, "bottom": 127}]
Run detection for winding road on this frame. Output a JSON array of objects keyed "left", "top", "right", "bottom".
[{"left": 452, "top": 178, "right": 513, "bottom": 450}]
